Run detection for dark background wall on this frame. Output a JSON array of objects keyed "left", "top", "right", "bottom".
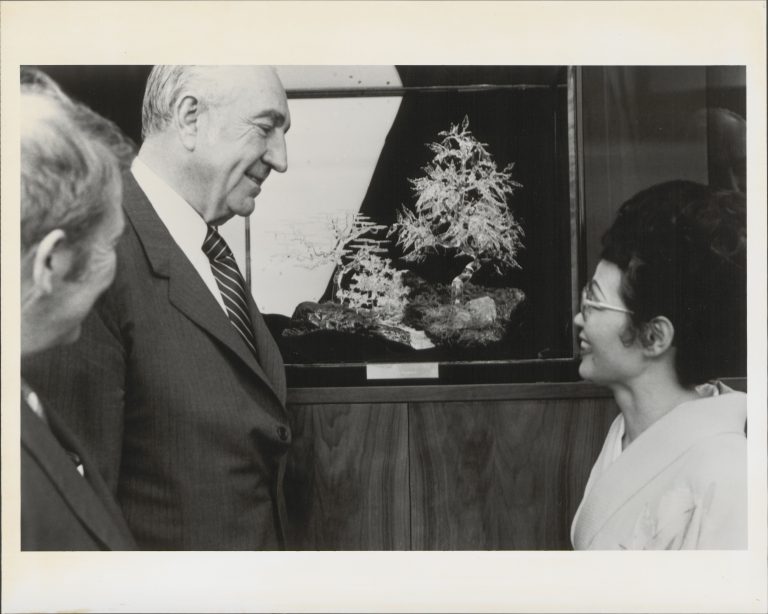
[{"left": 35, "top": 65, "right": 151, "bottom": 145}]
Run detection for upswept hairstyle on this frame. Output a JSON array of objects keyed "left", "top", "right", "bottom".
[
  {"left": 20, "top": 68, "right": 135, "bottom": 279},
  {"left": 600, "top": 180, "right": 747, "bottom": 387}
]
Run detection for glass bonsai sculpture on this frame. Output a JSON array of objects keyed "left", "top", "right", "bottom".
[
  {"left": 335, "top": 241, "right": 411, "bottom": 326},
  {"left": 283, "top": 211, "right": 391, "bottom": 303},
  {"left": 278, "top": 116, "right": 526, "bottom": 356},
  {"left": 391, "top": 115, "right": 524, "bottom": 303},
  {"left": 389, "top": 116, "right": 527, "bottom": 347},
  {"left": 279, "top": 212, "right": 415, "bottom": 347}
]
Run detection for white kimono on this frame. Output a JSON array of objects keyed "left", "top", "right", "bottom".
[{"left": 571, "top": 383, "right": 747, "bottom": 550}]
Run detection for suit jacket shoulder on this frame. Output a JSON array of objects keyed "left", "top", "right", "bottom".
[{"left": 21, "top": 400, "right": 136, "bottom": 550}]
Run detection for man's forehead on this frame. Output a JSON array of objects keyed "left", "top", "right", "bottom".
[
  {"left": 243, "top": 85, "right": 290, "bottom": 128},
  {"left": 203, "top": 66, "right": 289, "bottom": 128},
  {"left": 235, "top": 69, "right": 288, "bottom": 105},
  {"left": 205, "top": 66, "right": 285, "bottom": 97},
  {"left": 234, "top": 66, "right": 284, "bottom": 92},
  {"left": 207, "top": 64, "right": 277, "bottom": 81}
]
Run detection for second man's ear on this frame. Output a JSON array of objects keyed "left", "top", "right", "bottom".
[
  {"left": 176, "top": 94, "right": 200, "bottom": 150},
  {"left": 32, "top": 229, "right": 73, "bottom": 294}
]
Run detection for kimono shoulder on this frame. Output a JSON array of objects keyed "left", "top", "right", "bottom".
[{"left": 572, "top": 389, "right": 746, "bottom": 550}]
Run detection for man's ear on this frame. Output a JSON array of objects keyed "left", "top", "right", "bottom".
[
  {"left": 175, "top": 94, "right": 201, "bottom": 151},
  {"left": 32, "top": 229, "right": 73, "bottom": 294},
  {"left": 641, "top": 316, "right": 676, "bottom": 357}
]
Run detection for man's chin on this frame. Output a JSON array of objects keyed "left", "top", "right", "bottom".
[
  {"left": 219, "top": 197, "right": 256, "bottom": 222},
  {"left": 237, "top": 196, "right": 257, "bottom": 218}
]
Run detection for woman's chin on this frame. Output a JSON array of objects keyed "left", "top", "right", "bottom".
[{"left": 577, "top": 356, "right": 594, "bottom": 382}]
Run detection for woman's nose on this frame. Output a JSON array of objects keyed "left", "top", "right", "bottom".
[{"left": 573, "top": 310, "right": 585, "bottom": 328}]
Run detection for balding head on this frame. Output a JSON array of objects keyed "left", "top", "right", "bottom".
[{"left": 141, "top": 65, "right": 284, "bottom": 140}]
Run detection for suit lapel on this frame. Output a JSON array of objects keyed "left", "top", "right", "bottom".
[
  {"left": 122, "top": 174, "right": 285, "bottom": 407},
  {"left": 21, "top": 402, "right": 134, "bottom": 549},
  {"left": 247, "top": 296, "right": 286, "bottom": 406},
  {"left": 574, "top": 392, "right": 747, "bottom": 549}
]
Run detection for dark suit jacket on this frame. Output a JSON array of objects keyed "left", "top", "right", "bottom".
[
  {"left": 21, "top": 398, "right": 136, "bottom": 550},
  {"left": 23, "top": 172, "right": 291, "bottom": 550}
]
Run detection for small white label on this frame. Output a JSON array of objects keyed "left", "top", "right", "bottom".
[{"left": 366, "top": 362, "right": 439, "bottom": 380}]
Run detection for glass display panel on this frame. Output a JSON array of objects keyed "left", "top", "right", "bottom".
[{"left": 248, "top": 66, "right": 575, "bottom": 385}]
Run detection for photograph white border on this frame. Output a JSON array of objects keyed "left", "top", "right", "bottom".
[{"left": 2, "top": 2, "right": 766, "bottom": 612}]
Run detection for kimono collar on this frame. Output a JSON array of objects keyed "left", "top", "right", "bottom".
[{"left": 573, "top": 386, "right": 746, "bottom": 550}]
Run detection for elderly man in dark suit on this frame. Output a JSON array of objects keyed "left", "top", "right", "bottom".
[
  {"left": 20, "top": 71, "right": 136, "bottom": 550},
  {"left": 24, "top": 66, "right": 292, "bottom": 550}
]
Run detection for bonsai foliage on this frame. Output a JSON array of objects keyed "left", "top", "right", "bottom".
[
  {"left": 391, "top": 116, "right": 524, "bottom": 300},
  {"left": 336, "top": 243, "right": 411, "bottom": 325},
  {"left": 283, "top": 211, "right": 389, "bottom": 301}
]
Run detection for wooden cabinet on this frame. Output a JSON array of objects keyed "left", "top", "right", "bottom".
[
  {"left": 409, "top": 397, "right": 616, "bottom": 549},
  {"left": 284, "top": 377, "right": 746, "bottom": 549},
  {"left": 284, "top": 401, "right": 410, "bottom": 549},
  {"left": 283, "top": 382, "right": 620, "bottom": 550}
]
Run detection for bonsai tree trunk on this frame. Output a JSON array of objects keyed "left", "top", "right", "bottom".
[
  {"left": 451, "top": 259, "right": 481, "bottom": 303},
  {"left": 332, "top": 267, "right": 345, "bottom": 303}
]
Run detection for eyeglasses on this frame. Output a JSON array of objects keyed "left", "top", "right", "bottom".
[{"left": 580, "top": 285, "right": 634, "bottom": 320}]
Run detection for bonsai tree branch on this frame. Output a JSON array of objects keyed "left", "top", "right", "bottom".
[{"left": 392, "top": 116, "right": 525, "bottom": 302}]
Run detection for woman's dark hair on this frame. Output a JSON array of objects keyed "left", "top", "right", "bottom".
[{"left": 600, "top": 180, "right": 746, "bottom": 387}]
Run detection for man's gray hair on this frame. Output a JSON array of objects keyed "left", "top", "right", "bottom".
[
  {"left": 141, "top": 65, "right": 223, "bottom": 140},
  {"left": 20, "top": 68, "right": 134, "bottom": 278}
]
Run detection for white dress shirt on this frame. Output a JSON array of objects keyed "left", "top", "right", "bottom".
[
  {"left": 22, "top": 379, "right": 85, "bottom": 477},
  {"left": 131, "top": 157, "right": 228, "bottom": 315},
  {"left": 21, "top": 379, "right": 47, "bottom": 424}
]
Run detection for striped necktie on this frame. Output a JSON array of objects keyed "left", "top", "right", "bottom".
[{"left": 202, "top": 226, "right": 258, "bottom": 357}]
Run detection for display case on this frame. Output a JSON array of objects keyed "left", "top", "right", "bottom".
[
  {"left": 242, "top": 66, "right": 577, "bottom": 387},
  {"left": 36, "top": 64, "right": 747, "bottom": 388}
]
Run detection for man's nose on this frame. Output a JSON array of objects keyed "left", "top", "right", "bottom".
[{"left": 264, "top": 132, "right": 288, "bottom": 173}]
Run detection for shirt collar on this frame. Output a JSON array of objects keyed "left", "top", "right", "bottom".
[{"left": 21, "top": 378, "right": 47, "bottom": 424}]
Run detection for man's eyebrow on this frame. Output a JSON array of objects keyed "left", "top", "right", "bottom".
[{"left": 252, "top": 110, "right": 288, "bottom": 128}]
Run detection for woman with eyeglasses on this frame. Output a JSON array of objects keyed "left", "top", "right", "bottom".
[{"left": 570, "top": 180, "right": 747, "bottom": 550}]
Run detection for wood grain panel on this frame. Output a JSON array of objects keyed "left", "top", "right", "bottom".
[
  {"left": 288, "top": 380, "right": 609, "bottom": 405},
  {"left": 283, "top": 403, "right": 410, "bottom": 549},
  {"left": 286, "top": 377, "right": 745, "bottom": 405},
  {"left": 409, "top": 397, "right": 617, "bottom": 550}
]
